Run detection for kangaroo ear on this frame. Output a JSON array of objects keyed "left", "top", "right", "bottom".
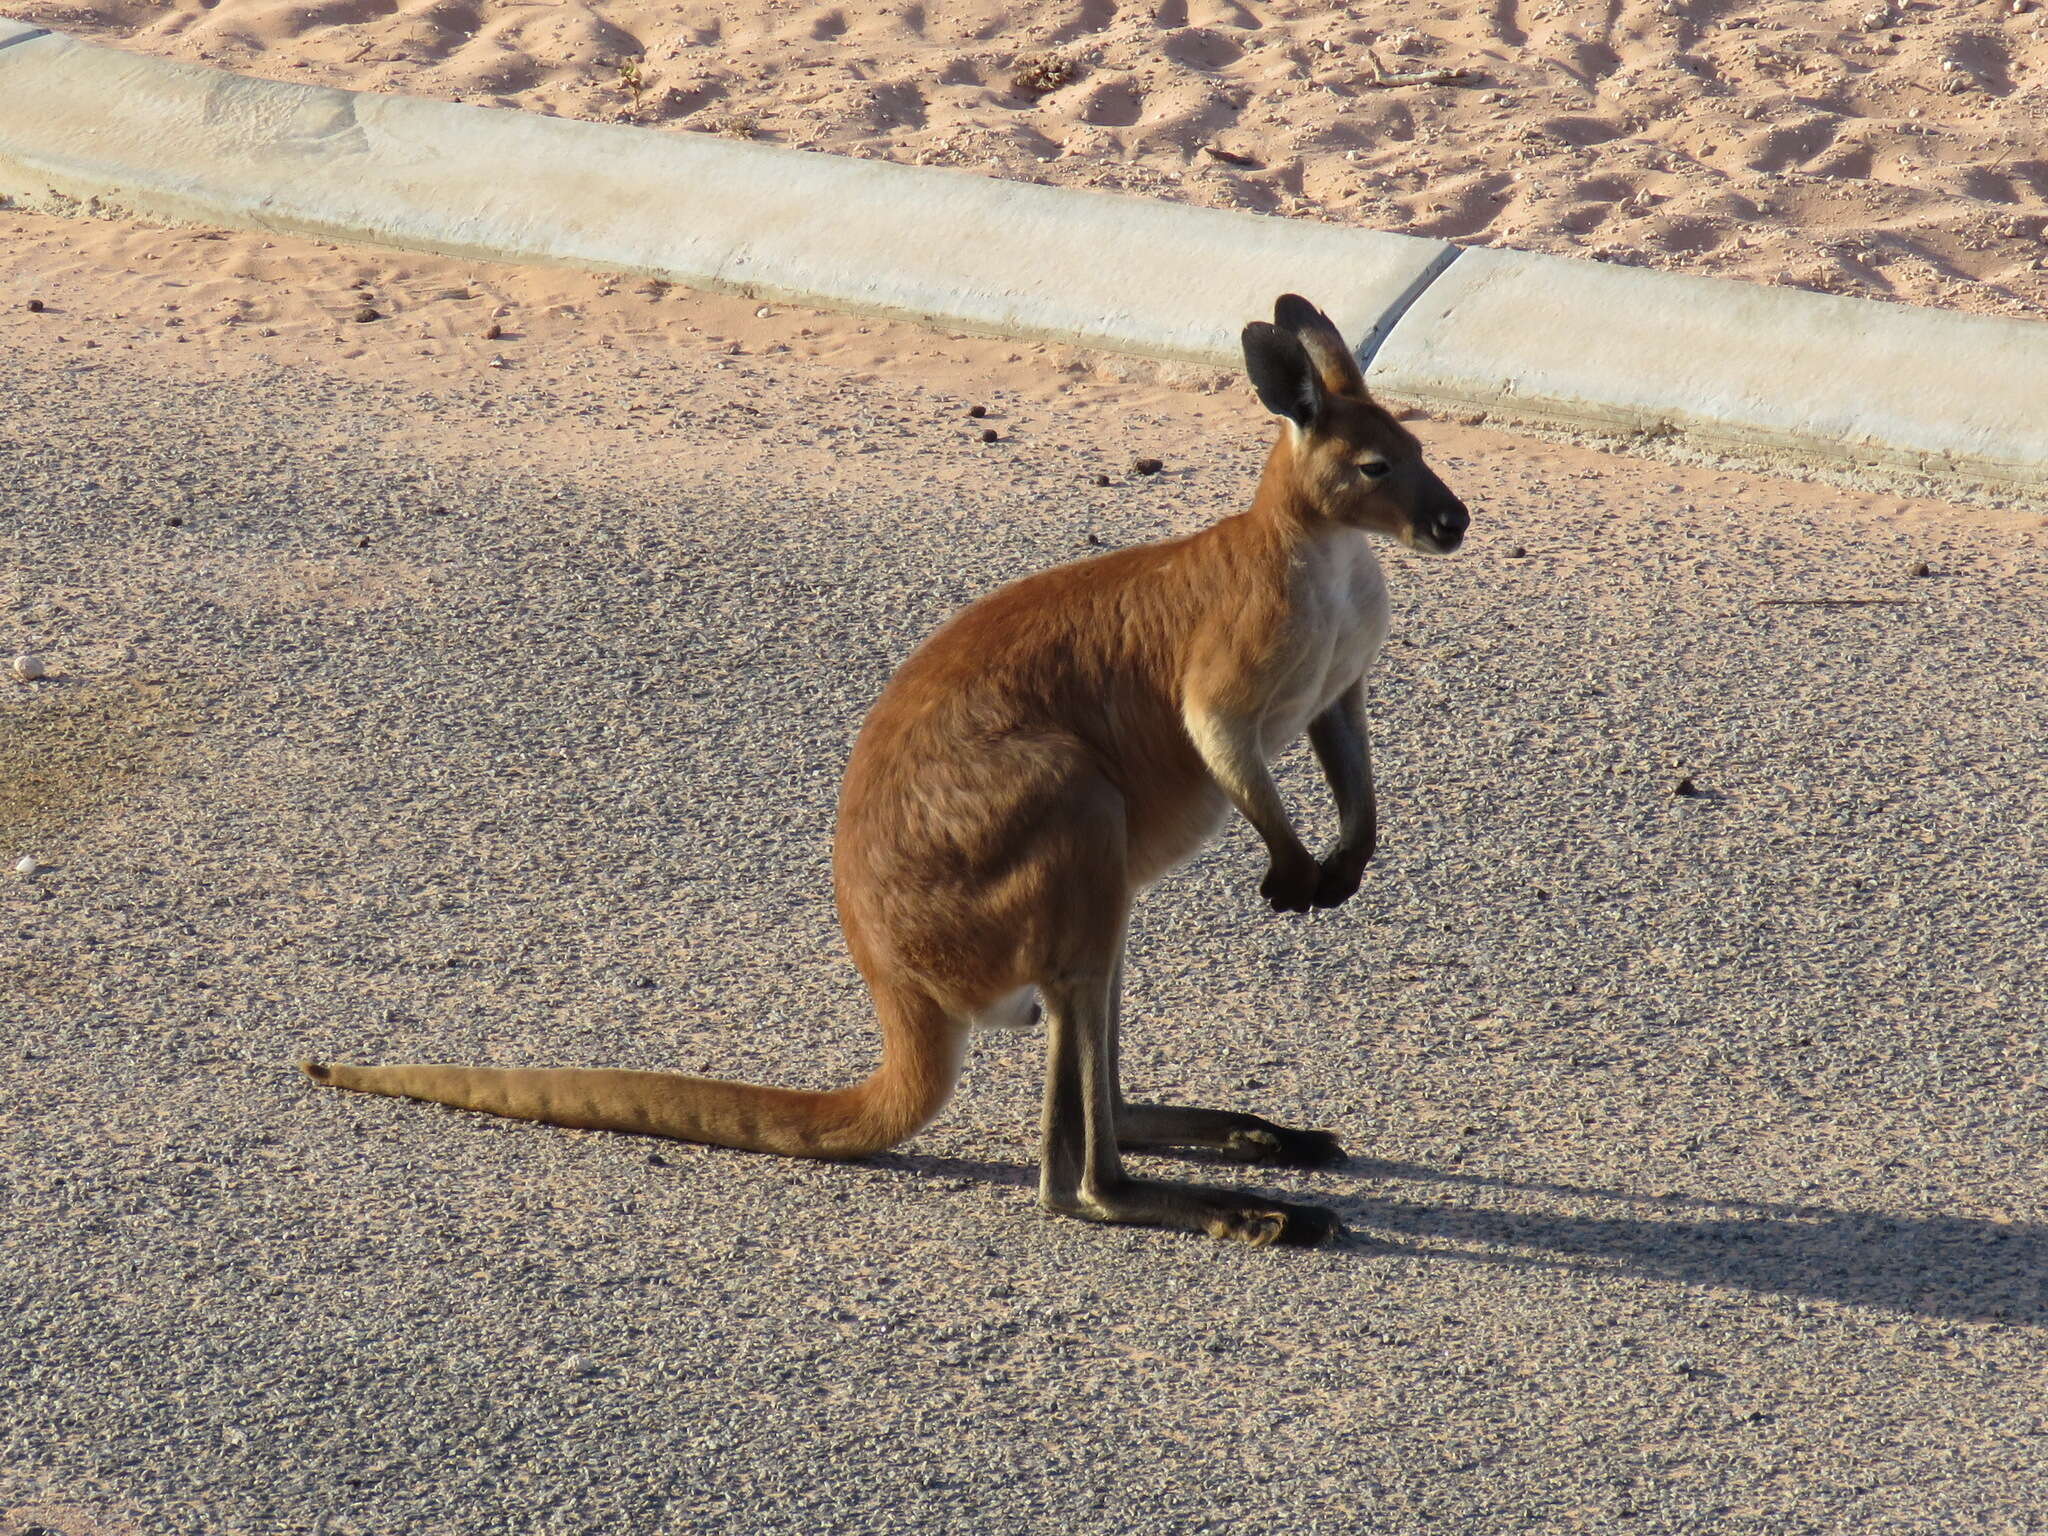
[
  {"left": 1273, "top": 293, "right": 1366, "bottom": 398},
  {"left": 1241, "top": 321, "right": 1324, "bottom": 430}
]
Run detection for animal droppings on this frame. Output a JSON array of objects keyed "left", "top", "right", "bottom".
[
  {"left": 25, "top": 298, "right": 45, "bottom": 313},
  {"left": 966, "top": 404, "right": 988, "bottom": 418},
  {"left": 1673, "top": 775, "right": 1700, "bottom": 797},
  {"left": 1011, "top": 53, "right": 1078, "bottom": 95},
  {"left": 981, "top": 428, "right": 999, "bottom": 443},
  {"left": 1133, "top": 458, "right": 1164, "bottom": 475}
]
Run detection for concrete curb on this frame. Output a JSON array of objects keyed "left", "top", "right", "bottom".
[
  {"left": 1373, "top": 245, "right": 2048, "bottom": 492},
  {"left": 2, "top": 19, "right": 2044, "bottom": 496},
  {"left": 0, "top": 21, "right": 1453, "bottom": 373}
]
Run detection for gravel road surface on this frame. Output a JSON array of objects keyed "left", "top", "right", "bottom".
[{"left": 2, "top": 219, "right": 2045, "bottom": 1536}]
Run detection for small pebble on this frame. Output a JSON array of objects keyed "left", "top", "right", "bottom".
[
  {"left": 354, "top": 306, "right": 382, "bottom": 323},
  {"left": 1507, "top": 545, "right": 1528, "bottom": 559},
  {"left": 1672, "top": 776, "right": 1699, "bottom": 797},
  {"left": 15, "top": 855, "right": 48, "bottom": 877},
  {"left": 754, "top": 305, "right": 774, "bottom": 318},
  {"left": 1093, "top": 473, "right": 1111, "bottom": 486},
  {"left": 966, "top": 404, "right": 988, "bottom": 418},
  {"left": 1909, "top": 560, "right": 1932, "bottom": 578},
  {"left": 25, "top": 298, "right": 44, "bottom": 313},
  {"left": 12, "top": 654, "right": 47, "bottom": 682},
  {"left": 355, "top": 535, "right": 372, "bottom": 549},
  {"left": 981, "top": 428, "right": 999, "bottom": 443},
  {"left": 483, "top": 322, "right": 503, "bottom": 340},
  {"left": 1086, "top": 532, "right": 1103, "bottom": 546},
  {"left": 1132, "top": 457, "right": 1164, "bottom": 476},
  {"left": 167, "top": 515, "right": 184, "bottom": 527}
]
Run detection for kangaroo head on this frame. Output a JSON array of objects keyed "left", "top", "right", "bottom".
[{"left": 1241, "top": 294, "right": 1469, "bottom": 554}]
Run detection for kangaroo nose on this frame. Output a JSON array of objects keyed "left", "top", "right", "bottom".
[{"left": 1434, "top": 500, "right": 1469, "bottom": 548}]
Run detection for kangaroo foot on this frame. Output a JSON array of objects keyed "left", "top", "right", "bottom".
[
  {"left": 1044, "top": 1176, "right": 1341, "bottom": 1248},
  {"left": 1118, "top": 1103, "right": 1346, "bottom": 1167}
]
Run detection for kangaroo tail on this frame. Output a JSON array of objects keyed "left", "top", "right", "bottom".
[{"left": 300, "top": 986, "right": 964, "bottom": 1161}]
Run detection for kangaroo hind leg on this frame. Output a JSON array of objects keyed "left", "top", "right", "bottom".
[
  {"left": 1103, "top": 950, "right": 1345, "bottom": 1168},
  {"left": 1038, "top": 961, "right": 1339, "bottom": 1248}
]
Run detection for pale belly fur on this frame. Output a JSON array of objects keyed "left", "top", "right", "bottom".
[{"left": 1147, "top": 529, "right": 1391, "bottom": 889}]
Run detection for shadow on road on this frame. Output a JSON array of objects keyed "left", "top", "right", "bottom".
[{"left": 869, "top": 1152, "right": 2044, "bottom": 1326}]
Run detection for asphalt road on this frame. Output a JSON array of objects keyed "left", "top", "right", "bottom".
[{"left": 2, "top": 257, "right": 2045, "bottom": 1536}]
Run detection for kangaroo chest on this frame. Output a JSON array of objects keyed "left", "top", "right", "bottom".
[{"left": 1260, "top": 533, "right": 1390, "bottom": 754}]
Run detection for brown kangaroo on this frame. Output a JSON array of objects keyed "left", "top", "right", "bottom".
[{"left": 303, "top": 294, "right": 1470, "bottom": 1247}]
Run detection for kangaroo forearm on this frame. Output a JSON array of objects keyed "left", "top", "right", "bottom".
[
  {"left": 1184, "top": 709, "right": 1308, "bottom": 858},
  {"left": 1308, "top": 688, "right": 1377, "bottom": 854}
]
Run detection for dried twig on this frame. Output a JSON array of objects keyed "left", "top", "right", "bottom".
[
  {"left": 1202, "top": 144, "right": 1261, "bottom": 168},
  {"left": 1364, "top": 46, "right": 1475, "bottom": 88}
]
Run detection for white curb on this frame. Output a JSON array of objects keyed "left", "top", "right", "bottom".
[
  {"left": 0, "top": 23, "right": 1453, "bottom": 371},
  {"left": 2, "top": 19, "right": 2044, "bottom": 496},
  {"left": 1372, "top": 245, "right": 2048, "bottom": 492}
]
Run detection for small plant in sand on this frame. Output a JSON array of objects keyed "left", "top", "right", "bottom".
[
  {"left": 617, "top": 56, "right": 647, "bottom": 114},
  {"left": 1010, "top": 53, "right": 1078, "bottom": 96}
]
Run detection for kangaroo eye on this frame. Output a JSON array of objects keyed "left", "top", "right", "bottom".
[{"left": 1357, "top": 460, "right": 1391, "bottom": 481}]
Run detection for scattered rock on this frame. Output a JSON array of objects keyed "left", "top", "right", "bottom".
[
  {"left": 1093, "top": 473, "right": 1111, "bottom": 486},
  {"left": 1909, "top": 559, "right": 1932, "bottom": 577},
  {"left": 483, "top": 322, "right": 503, "bottom": 340},
  {"left": 1507, "top": 545, "right": 1528, "bottom": 559},
  {"left": 980, "top": 428, "right": 1000, "bottom": 443},
  {"left": 11, "top": 654, "right": 47, "bottom": 681},
  {"left": 754, "top": 305, "right": 774, "bottom": 318},
  {"left": 1673, "top": 775, "right": 1700, "bottom": 797},
  {"left": 1086, "top": 532, "right": 1103, "bottom": 546},
  {"left": 167, "top": 515, "right": 184, "bottom": 527},
  {"left": 966, "top": 404, "right": 987, "bottom": 418},
  {"left": 15, "top": 854, "right": 49, "bottom": 877},
  {"left": 25, "top": 297, "right": 44, "bottom": 312},
  {"left": 353, "top": 306, "right": 382, "bottom": 323},
  {"left": 1132, "top": 457, "right": 1164, "bottom": 475}
]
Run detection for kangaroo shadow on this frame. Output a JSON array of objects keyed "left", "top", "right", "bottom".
[{"left": 868, "top": 1151, "right": 2044, "bottom": 1326}]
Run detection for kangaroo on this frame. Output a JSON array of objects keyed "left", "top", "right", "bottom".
[{"left": 302, "top": 294, "right": 1470, "bottom": 1247}]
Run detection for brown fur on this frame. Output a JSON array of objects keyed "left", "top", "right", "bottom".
[{"left": 302, "top": 295, "right": 1470, "bottom": 1246}]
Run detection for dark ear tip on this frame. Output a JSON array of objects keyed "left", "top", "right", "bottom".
[{"left": 1273, "top": 293, "right": 1323, "bottom": 329}]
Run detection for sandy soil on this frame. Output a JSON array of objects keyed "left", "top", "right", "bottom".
[
  {"left": 4, "top": 205, "right": 2048, "bottom": 1535},
  {"left": 12, "top": 0, "right": 2048, "bottom": 321}
]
